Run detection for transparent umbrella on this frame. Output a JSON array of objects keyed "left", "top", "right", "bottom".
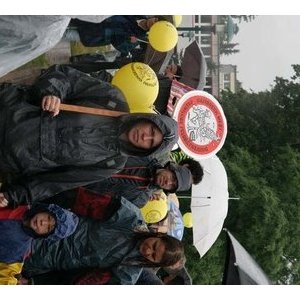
[
  {"left": 190, "top": 155, "right": 229, "bottom": 257},
  {"left": 222, "top": 229, "right": 272, "bottom": 284}
]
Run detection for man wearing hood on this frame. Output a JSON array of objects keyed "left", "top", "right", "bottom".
[
  {"left": 0, "top": 203, "right": 79, "bottom": 284},
  {"left": 0, "top": 65, "right": 178, "bottom": 208}
]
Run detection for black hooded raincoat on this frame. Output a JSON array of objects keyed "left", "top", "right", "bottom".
[{"left": 0, "top": 65, "right": 178, "bottom": 207}]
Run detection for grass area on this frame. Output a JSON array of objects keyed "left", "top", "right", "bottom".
[
  {"left": 17, "top": 41, "right": 111, "bottom": 70},
  {"left": 70, "top": 42, "right": 111, "bottom": 56},
  {"left": 18, "top": 53, "right": 50, "bottom": 70}
]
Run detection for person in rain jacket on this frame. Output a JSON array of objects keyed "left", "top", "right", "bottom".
[
  {"left": 0, "top": 203, "right": 79, "bottom": 285},
  {"left": 0, "top": 64, "right": 178, "bottom": 208},
  {"left": 44, "top": 157, "right": 203, "bottom": 213},
  {"left": 66, "top": 16, "right": 158, "bottom": 57},
  {"left": 22, "top": 197, "right": 184, "bottom": 285},
  {"left": 80, "top": 159, "right": 202, "bottom": 208}
]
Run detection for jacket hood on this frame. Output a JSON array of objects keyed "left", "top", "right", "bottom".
[
  {"left": 119, "top": 113, "right": 178, "bottom": 157},
  {"left": 46, "top": 204, "right": 79, "bottom": 241},
  {"left": 23, "top": 204, "right": 79, "bottom": 241},
  {"left": 167, "top": 162, "right": 193, "bottom": 193}
]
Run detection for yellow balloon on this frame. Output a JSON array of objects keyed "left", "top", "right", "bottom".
[
  {"left": 183, "top": 212, "right": 193, "bottom": 228},
  {"left": 173, "top": 15, "right": 182, "bottom": 27},
  {"left": 140, "top": 192, "right": 168, "bottom": 224},
  {"left": 112, "top": 62, "right": 159, "bottom": 112},
  {"left": 148, "top": 21, "right": 178, "bottom": 52},
  {"left": 130, "top": 106, "right": 156, "bottom": 114}
]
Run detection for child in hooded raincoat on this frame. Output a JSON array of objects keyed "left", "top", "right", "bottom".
[
  {"left": 22, "top": 198, "right": 184, "bottom": 285},
  {"left": 0, "top": 203, "right": 79, "bottom": 284}
]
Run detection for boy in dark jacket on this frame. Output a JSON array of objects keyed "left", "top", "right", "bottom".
[
  {"left": 0, "top": 64, "right": 178, "bottom": 208},
  {"left": 45, "top": 157, "right": 203, "bottom": 215},
  {"left": 0, "top": 203, "right": 79, "bottom": 284}
]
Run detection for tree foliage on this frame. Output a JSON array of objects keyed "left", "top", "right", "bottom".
[
  {"left": 231, "top": 15, "right": 256, "bottom": 23},
  {"left": 183, "top": 65, "right": 300, "bottom": 284},
  {"left": 220, "top": 43, "right": 240, "bottom": 56}
]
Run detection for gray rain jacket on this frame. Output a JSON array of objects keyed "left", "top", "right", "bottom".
[
  {"left": 0, "top": 65, "right": 178, "bottom": 207},
  {"left": 23, "top": 198, "right": 149, "bottom": 285}
]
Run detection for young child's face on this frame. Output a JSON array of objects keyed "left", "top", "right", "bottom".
[{"left": 29, "top": 212, "right": 56, "bottom": 235}]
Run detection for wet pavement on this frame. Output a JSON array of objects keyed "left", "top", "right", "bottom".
[{"left": 0, "top": 41, "right": 71, "bottom": 84}]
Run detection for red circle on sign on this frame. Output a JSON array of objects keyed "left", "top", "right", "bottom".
[{"left": 172, "top": 91, "right": 227, "bottom": 160}]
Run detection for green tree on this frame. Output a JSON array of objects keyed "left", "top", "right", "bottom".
[
  {"left": 220, "top": 42, "right": 240, "bottom": 56},
  {"left": 183, "top": 65, "right": 300, "bottom": 284},
  {"left": 231, "top": 15, "right": 256, "bottom": 23}
]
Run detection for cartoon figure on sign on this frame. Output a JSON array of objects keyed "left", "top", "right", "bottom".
[
  {"left": 187, "top": 105, "right": 220, "bottom": 143},
  {"left": 199, "top": 126, "right": 221, "bottom": 142},
  {"left": 172, "top": 90, "right": 227, "bottom": 160},
  {"left": 189, "top": 107, "right": 210, "bottom": 127}
]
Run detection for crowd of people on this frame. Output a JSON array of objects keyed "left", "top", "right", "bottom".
[{"left": 0, "top": 15, "right": 204, "bottom": 285}]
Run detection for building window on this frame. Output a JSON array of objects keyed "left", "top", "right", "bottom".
[
  {"left": 224, "top": 74, "right": 230, "bottom": 81},
  {"left": 201, "top": 35, "right": 211, "bottom": 45},
  {"left": 199, "top": 25, "right": 213, "bottom": 34},
  {"left": 204, "top": 87, "right": 212, "bottom": 94},
  {"left": 201, "top": 15, "right": 212, "bottom": 24},
  {"left": 206, "top": 77, "right": 212, "bottom": 86},
  {"left": 224, "top": 82, "right": 230, "bottom": 89},
  {"left": 195, "top": 15, "right": 199, "bottom": 23},
  {"left": 202, "top": 47, "right": 211, "bottom": 56}
]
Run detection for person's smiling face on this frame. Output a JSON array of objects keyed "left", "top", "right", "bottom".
[
  {"left": 29, "top": 212, "right": 56, "bottom": 235},
  {"left": 127, "top": 121, "right": 163, "bottom": 150},
  {"left": 139, "top": 237, "right": 166, "bottom": 263},
  {"left": 154, "top": 169, "right": 177, "bottom": 191}
]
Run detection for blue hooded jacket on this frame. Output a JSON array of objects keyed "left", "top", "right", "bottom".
[
  {"left": 0, "top": 204, "right": 78, "bottom": 284},
  {"left": 22, "top": 203, "right": 79, "bottom": 241},
  {"left": 23, "top": 198, "right": 149, "bottom": 284}
]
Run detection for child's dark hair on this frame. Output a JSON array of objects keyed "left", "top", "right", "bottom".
[
  {"left": 159, "top": 234, "right": 183, "bottom": 267},
  {"left": 123, "top": 232, "right": 184, "bottom": 268},
  {"left": 180, "top": 158, "right": 204, "bottom": 184}
]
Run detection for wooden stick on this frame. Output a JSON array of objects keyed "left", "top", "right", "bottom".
[
  {"left": 136, "top": 38, "right": 149, "bottom": 44},
  {"left": 60, "top": 103, "right": 127, "bottom": 117}
]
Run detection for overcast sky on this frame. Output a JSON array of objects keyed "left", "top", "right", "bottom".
[{"left": 221, "top": 15, "right": 300, "bottom": 92}]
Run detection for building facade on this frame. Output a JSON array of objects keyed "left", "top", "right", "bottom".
[
  {"left": 219, "top": 64, "right": 237, "bottom": 93},
  {"left": 179, "top": 15, "right": 239, "bottom": 97}
]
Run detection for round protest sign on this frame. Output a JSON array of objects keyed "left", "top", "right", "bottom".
[{"left": 172, "top": 90, "right": 227, "bottom": 160}]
